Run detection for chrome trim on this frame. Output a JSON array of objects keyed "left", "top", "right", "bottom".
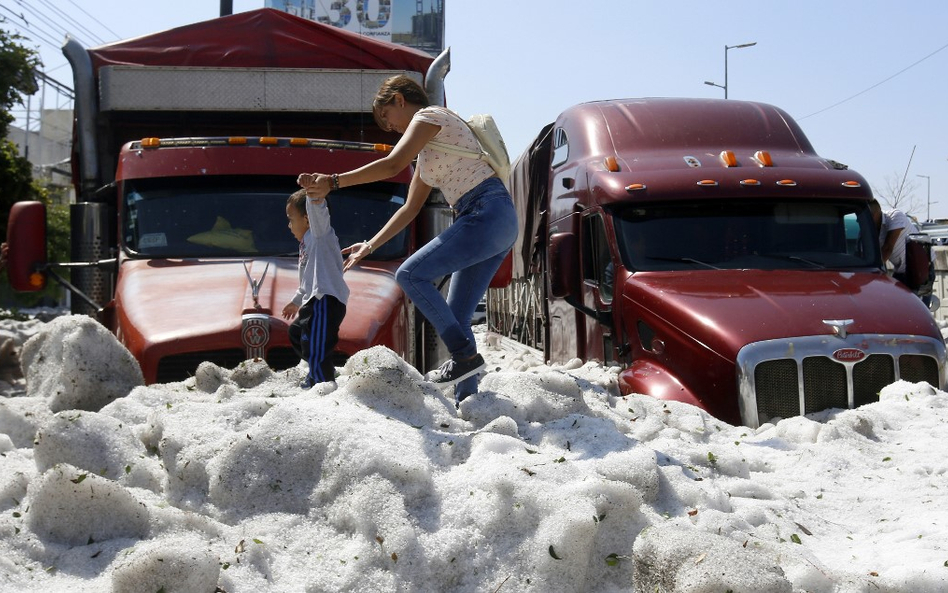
[
  {"left": 241, "top": 313, "right": 270, "bottom": 360},
  {"left": 822, "top": 319, "right": 854, "bottom": 339},
  {"left": 63, "top": 37, "right": 99, "bottom": 200},
  {"left": 425, "top": 47, "right": 451, "bottom": 108},
  {"left": 737, "top": 333, "right": 947, "bottom": 428}
]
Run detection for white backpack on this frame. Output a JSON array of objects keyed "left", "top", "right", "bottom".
[{"left": 427, "top": 110, "right": 511, "bottom": 186}]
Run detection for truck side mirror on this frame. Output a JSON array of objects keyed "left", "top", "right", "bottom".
[
  {"left": 6, "top": 201, "right": 47, "bottom": 292},
  {"left": 904, "top": 233, "right": 932, "bottom": 291},
  {"left": 548, "top": 232, "right": 578, "bottom": 298}
]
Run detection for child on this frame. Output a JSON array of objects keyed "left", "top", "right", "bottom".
[{"left": 282, "top": 189, "right": 349, "bottom": 388}]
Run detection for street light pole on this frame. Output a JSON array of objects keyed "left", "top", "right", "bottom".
[
  {"left": 917, "top": 174, "right": 931, "bottom": 221},
  {"left": 705, "top": 41, "right": 757, "bottom": 99}
]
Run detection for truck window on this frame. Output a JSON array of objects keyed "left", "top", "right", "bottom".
[
  {"left": 613, "top": 200, "right": 879, "bottom": 272},
  {"left": 582, "top": 213, "right": 613, "bottom": 302},
  {"left": 122, "top": 177, "right": 409, "bottom": 259},
  {"left": 551, "top": 128, "right": 569, "bottom": 167}
]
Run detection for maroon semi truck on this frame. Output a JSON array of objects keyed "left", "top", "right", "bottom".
[
  {"left": 490, "top": 97, "right": 945, "bottom": 427},
  {"left": 6, "top": 9, "right": 455, "bottom": 383}
]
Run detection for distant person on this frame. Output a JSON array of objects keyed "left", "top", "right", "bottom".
[
  {"left": 0, "top": 242, "right": 7, "bottom": 272},
  {"left": 282, "top": 189, "right": 349, "bottom": 389},
  {"left": 868, "top": 198, "right": 932, "bottom": 304},
  {"left": 868, "top": 199, "right": 917, "bottom": 278},
  {"left": 297, "top": 74, "right": 517, "bottom": 405}
]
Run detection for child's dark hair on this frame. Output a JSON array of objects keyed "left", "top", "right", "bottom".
[{"left": 288, "top": 189, "right": 307, "bottom": 216}]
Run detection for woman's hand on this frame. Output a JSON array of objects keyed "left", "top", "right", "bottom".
[
  {"left": 297, "top": 172, "right": 332, "bottom": 203},
  {"left": 341, "top": 241, "right": 373, "bottom": 272}
]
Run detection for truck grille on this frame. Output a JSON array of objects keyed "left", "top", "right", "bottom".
[
  {"left": 156, "top": 347, "right": 301, "bottom": 384},
  {"left": 738, "top": 335, "right": 945, "bottom": 428}
]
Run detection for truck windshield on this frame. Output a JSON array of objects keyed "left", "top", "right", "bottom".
[
  {"left": 613, "top": 200, "right": 880, "bottom": 272},
  {"left": 122, "top": 177, "right": 409, "bottom": 259}
]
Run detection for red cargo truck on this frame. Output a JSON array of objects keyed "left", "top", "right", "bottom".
[
  {"left": 490, "top": 97, "right": 945, "bottom": 427},
  {"left": 6, "top": 9, "right": 454, "bottom": 383}
]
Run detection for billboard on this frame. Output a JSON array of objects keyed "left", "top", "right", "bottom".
[{"left": 265, "top": 0, "right": 445, "bottom": 57}]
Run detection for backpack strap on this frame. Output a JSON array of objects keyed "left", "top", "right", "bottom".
[
  {"left": 427, "top": 139, "right": 488, "bottom": 161},
  {"left": 424, "top": 107, "right": 489, "bottom": 162}
]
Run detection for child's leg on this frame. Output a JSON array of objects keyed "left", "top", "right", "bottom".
[
  {"left": 304, "top": 297, "right": 326, "bottom": 386},
  {"left": 296, "top": 298, "right": 316, "bottom": 375},
  {"left": 305, "top": 296, "right": 346, "bottom": 386},
  {"left": 317, "top": 296, "right": 346, "bottom": 383},
  {"left": 288, "top": 308, "right": 306, "bottom": 360}
]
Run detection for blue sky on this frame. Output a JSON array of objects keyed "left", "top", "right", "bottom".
[{"left": 7, "top": 0, "right": 947, "bottom": 219}]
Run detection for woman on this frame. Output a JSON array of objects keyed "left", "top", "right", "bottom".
[{"left": 297, "top": 75, "right": 518, "bottom": 404}]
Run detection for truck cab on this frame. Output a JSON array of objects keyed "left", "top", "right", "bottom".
[
  {"left": 6, "top": 9, "right": 453, "bottom": 383},
  {"left": 495, "top": 98, "right": 945, "bottom": 427}
]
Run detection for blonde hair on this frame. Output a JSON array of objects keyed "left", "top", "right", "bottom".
[{"left": 372, "top": 74, "right": 430, "bottom": 129}]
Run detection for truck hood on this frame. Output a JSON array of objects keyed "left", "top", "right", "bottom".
[
  {"left": 624, "top": 269, "right": 940, "bottom": 359},
  {"left": 113, "top": 257, "right": 404, "bottom": 379}
]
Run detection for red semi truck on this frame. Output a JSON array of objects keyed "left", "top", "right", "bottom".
[
  {"left": 490, "top": 97, "right": 945, "bottom": 428},
  {"left": 6, "top": 9, "right": 454, "bottom": 383}
]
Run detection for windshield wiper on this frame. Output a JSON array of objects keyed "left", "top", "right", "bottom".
[
  {"left": 756, "top": 253, "right": 827, "bottom": 269},
  {"left": 644, "top": 256, "right": 721, "bottom": 270}
]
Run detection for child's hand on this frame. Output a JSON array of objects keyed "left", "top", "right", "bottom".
[
  {"left": 297, "top": 172, "right": 331, "bottom": 203},
  {"left": 282, "top": 302, "right": 299, "bottom": 320}
]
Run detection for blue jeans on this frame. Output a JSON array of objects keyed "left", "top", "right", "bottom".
[{"left": 396, "top": 177, "right": 518, "bottom": 399}]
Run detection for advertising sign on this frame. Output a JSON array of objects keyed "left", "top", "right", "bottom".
[{"left": 265, "top": 0, "right": 445, "bottom": 56}]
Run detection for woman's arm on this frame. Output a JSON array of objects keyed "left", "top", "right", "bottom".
[
  {"left": 298, "top": 117, "right": 440, "bottom": 200},
  {"left": 342, "top": 167, "right": 432, "bottom": 271}
]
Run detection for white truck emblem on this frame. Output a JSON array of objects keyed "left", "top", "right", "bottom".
[
  {"left": 242, "top": 260, "right": 270, "bottom": 309},
  {"left": 823, "top": 319, "right": 854, "bottom": 339}
]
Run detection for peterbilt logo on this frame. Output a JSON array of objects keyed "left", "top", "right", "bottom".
[{"left": 832, "top": 348, "right": 866, "bottom": 362}]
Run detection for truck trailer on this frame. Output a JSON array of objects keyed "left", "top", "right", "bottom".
[
  {"left": 490, "top": 97, "right": 945, "bottom": 427},
  {"left": 6, "top": 9, "right": 454, "bottom": 383}
]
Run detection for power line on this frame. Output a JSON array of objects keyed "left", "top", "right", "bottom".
[
  {"left": 65, "top": 0, "right": 121, "bottom": 41},
  {"left": 36, "top": 0, "right": 107, "bottom": 46},
  {"left": 12, "top": 0, "right": 93, "bottom": 48},
  {"left": 800, "top": 40, "right": 948, "bottom": 120},
  {"left": 0, "top": 5, "right": 63, "bottom": 50}
]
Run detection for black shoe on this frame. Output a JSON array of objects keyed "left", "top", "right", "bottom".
[{"left": 426, "top": 354, "right": 485, "bottom": 387}]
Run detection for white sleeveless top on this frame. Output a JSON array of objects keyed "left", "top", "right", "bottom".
[{"left": 414, "top": 106, "right": 496, "bottom": 205}]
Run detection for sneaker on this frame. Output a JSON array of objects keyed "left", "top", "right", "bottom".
[
  {"left": 425, "top": 354, "right": 485, "bottom": 387},
  {"left": 299, "top": 378, "right": 314, "bottom": 389}
]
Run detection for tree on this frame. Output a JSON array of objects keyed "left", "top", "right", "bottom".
[
  {"left": 874, "top": 173, "right": 921, "bottom": 220},
  {"left": 0, "top": 23, "right": 65, "bottom": 308},
  {"left": 0, "top": 23, "right": 45, "bottom": 240}
]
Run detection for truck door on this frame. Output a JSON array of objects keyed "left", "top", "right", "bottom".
[{"left": 580, "top": 213, "right": 615, "bottom": 364}]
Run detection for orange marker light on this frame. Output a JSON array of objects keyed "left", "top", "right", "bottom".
[
  {"left": 720, "top": 151, "right": 737, "bottom": 167},
  {"left": 605, "top": 156, "right": 620, "bottom": 172},
  {"left": 697, "top": 179, "right": 719, "bottom": 187},
  {"left": 141, "top": 137, "right": 161, "bottom": 148},
  {"left": 228, "top": 137, "right": 248, "bottom": 145},
  {"left": 842, "top": 181, "right": 862, "bottom": 188},
  {"left": 29, "top": 272, "right": 44, "bottom": 288},
  {"left": 289, "top": 138, "right": 309, "bottom": 146},
  {"left": 740, "top": 179, "right": 761, "bottom": 186},
  {"left": 625, "top": 183, "right": 647, "bottom": 192},
  {"left": 754, "top": 150, "right": 773, "bottom": 167},
  {"left": 776, "top": 179, "right": 797, "bottom": 187},
  {"left": 259, "top": 137, "right": 278, "bottom": 145}
]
